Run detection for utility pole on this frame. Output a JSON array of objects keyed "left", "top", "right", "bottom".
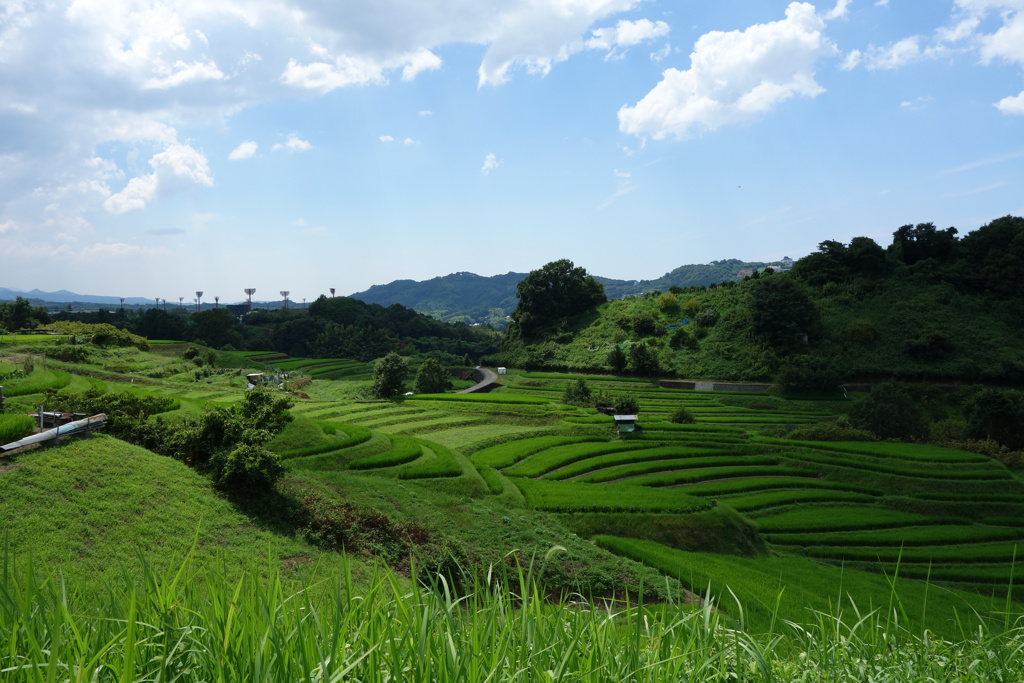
[
  {"left": 280, "top": 291, "right": 290, "bottom": 309},
  {"left": 214, "top": 296, "right": 220, "bottom": 309},
  {"left": 178, "top": 297, "right": 184, "bottom": 310},
  {"left": 195, "top": 291, "right": 203, "bottom": 313},
  {"left": 244, "top": 288, "right": 256, "bottom": 313}
]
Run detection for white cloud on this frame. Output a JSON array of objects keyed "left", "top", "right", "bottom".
[
  {"left": 860, "top": 36, "right": 925, "bottom": 70},
  {"left": 840, "top": 49, "right": 862, "bottom": 69},
  {"left": 613, "top": 169, "right": 631, "bottom": 178},
  {"left": 401, "top": 49, "right": 442, "bottom": 81},
  {"left": 379, "top": 135, "right": 395, "bottom": 143},
  {"left": 0, "top": 220, "right": 17, "bottom": 235},
  {"left": 272, "top": 133, "right": 312, "bottom": 152},
  {"left": 418, "top": 110, "right": 433, "bottom": 116},
  {"left": 403, "top": 138, "right": 418, "bottom": 145},
  {"left": 618, "top": 2, "right": 837, "bottom": 139},
  {"left": 650, "top": 43, "right": 671, "bottom": 62},
  {"left": 823, "top": 0, "right": 853, "bottom": 20},
  {"left": 875, "top": 0, "right": 889, "bottom": 6},
  {"left": 228, "top": 140, "right": 258, "bottom": 160},
  {"left": 104, "top": 143, "right": 212, "bottom": 214},
  {"left": 996, "top": 90, "right": 1024, "bottom": 114},
  {"left": 481, "top": 152, "right": 501, "bottom": 175},
  {"left": 586, "top": 19, "right": 670, "bottom": 58}
]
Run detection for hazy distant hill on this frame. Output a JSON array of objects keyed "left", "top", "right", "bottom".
[
  {"left": 350, "top": 259, "right": 779, "bottom": 325},
  {"left": 0, "top": 287, "right": 153, "bottom": 306}
]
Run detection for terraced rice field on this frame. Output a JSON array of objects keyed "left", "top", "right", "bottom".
[{"left": 257, "top": 367, "right": 1024, "bottom": 596}]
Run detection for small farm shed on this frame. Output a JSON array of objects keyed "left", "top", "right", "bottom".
[{"left": 613, "top": 414, "right": 638, "bottom": 434}]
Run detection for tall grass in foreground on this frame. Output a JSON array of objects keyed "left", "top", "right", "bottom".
[{"left": 2, "top": 548, "right": 1024, "bottom": 682}]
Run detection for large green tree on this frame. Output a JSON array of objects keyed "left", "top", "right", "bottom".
[
  {"left": 510, "top": 260, "right": 606, "bottom": 338},
  {"left": 413, "top": 357, "right": 453, "bottom": 394},
  {"left": 371, "top": 352, "right": 409, "bottom": 398},
  {"left": 746, "top": 275, "right": 818, "bottom": 350}
]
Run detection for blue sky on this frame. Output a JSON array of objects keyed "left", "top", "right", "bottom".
[{"left": 1, "top": 0, "right": 1022, "bottom": 304}]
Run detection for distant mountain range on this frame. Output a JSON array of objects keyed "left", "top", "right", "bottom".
[
  {"left": 351, "top": 258, "right": 788, "bottom": 326},
  {"left": 0, "top": 287, "right": 155, "bottom": 306},
  {"left": 2, "top": 257, "right": 790, "bottom": 321}
]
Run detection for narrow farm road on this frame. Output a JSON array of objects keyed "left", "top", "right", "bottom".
[{"left": 461, "top": 367, "right": 500, "bottom": 393}]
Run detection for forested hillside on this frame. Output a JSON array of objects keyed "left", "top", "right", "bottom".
[{"left": 348, "top": 259, "right": 784, "bottom": 326}]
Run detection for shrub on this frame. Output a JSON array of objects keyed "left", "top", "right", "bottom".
[
  {"left": 849, "top": 382, "right": 928, "bottom": 440},
  {"left": 657, "top": 292, "right": 679, "bottom": 312},
  {"left": 844, "top": 318, "right": 877, "bottom": 345},
  {"left": 694, "top": 307, "right": 720, "bottom": 327},
  {"left": 669, "top": 406, "right": 695, "bottom": 424},
  {"left": 668, "top": 327, "right": 698, "bottom": 351},
  {"left": 772, "top": 356, "right": 842, "bottom": 396},
  {"left": 607, "top": 346, "right": 627, "bottom": 374},
  {"left": 614, "top": 395, "right": 640, "bottom": 415},
  {"left": 788, "top": 416, "right": 875, "bottom": 441},
  {"left": 561, "top": 377, "right": 593, "bottom": 407}
]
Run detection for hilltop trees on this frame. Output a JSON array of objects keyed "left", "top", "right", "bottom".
[{"left": 510, "top": 260, "right": 606, "bottom": 338}]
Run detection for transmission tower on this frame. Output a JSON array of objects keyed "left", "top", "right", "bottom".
[
  {"left": 244, "top": 288, "right": 256, "bottom": 313},
  {"left": 280, "top": 291, "right": 290, "bottom": 309}
]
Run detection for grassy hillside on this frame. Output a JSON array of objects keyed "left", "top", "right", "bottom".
[{"left": 3, "top": 337, "right": 1024, "bottom": 676}]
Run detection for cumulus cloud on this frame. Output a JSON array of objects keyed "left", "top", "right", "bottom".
[
  {"left": 104, "top": 143, "right": 213, "bottom": 214},
  {"left": 618, "top": 2, "right": 837, "bottom": 140},
  {"left": 823, "top": 0, "right": 853, "bottom": 20},
  {"left": 272, "top": 133, "right": 312, "bottom": 152},
  {"left": 481, "top": 152, "right": 501, "bottom": 175},
  {"left": 996, "top": 90, "right": 1024, "bottom": 114},
  {"left": 379, "top": 135, "right": 395, "bottom": 143},
  {"left": 228, "top": 140, "right": 258, "bottom": 160},
  {"left": 586, "top": 19, "right": 670, "bottom": 59}
]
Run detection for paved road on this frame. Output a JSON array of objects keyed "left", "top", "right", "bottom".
[{"left": 460, "top": 367, "right": 500, "bottom": 393}]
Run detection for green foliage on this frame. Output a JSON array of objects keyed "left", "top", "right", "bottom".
[
  {"left": 668, "top": 326, "right": 698, "bottom": 350},
  {"left": 510, "top": 259, "right": 605, "bottom": 338},
  {"left": 49, "top": 321, "right": 149, "bottom": 350},
  {"left": 606, "top": 345, "right": 627, "bottom": 374},
  {"left": 370, "top": 351, "right": 408, "bottom": 399},
  {"left": 0, "top": 414, "right": 35, "bottom": 443},
  {"left": 413, "top": 357, "right": 453, "bottom": 394},
  {"left": 614, "top": 394, "right": 640, "bottom": 415},
  {"left": 657, "top": 291, "right": 679, "bottom": 312},
  {"left": 669, "top": 406, "right": 695, "bottom": 424},
  {"left": 746, "top": 274, "right": 818, "bottom": 350},
  {"left": 772, "top": 355, "right": 841, "bottom": 396},
  {"left": 694, "top": 307, "right": 719, "bottom": 327},
  {"left": 849, "top": 382, "right": 928, "bottom": 440},
  {"left": 627, "top": 342, "right": 660, "bottom": 377},
  {"left": 560, "top": 377, "right": 593, "bottom": 407},
  {"left": 963, "top": 388, "right": 1024, "bottom": 450}
]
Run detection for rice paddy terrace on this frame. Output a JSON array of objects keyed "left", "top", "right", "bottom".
[{"left": 3, "top": 343, "right": 1023, "bottom": 634}]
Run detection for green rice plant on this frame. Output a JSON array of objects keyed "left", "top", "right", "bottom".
[
  {"left": 477, "top": 465, "right": 505, "bottom": 494},
  {"left": 758, "top": 438, "right": 993, "bottom": 463},
  {"left": 279, "top": 423, "right": 373, "bottom": 460},
  {"left": 684, "top": 477, "right": 883, "bottom": 497},
  {"left": 0, "top": 414, "right": 35, "bottom": 444},
  {"left": 2, "top": 369, "right": 72, "bottom": 397},
  {"left": 635, "top": 422, "right": 746, "bottom": 434},
  {"left": 718, "top": 489, "right": 876, "bottom": 513},
  {"left": 805, "top": 541, "right": 1024, "bottom": 564},
  {"left": 349, "top": 434, "right": 422, "bottom": 470},
  {"left": 470, "top": 435, "right": 606, "bottom": 468},
  {"left": 397, "top": 441, "right": 463, "bottom": 479},
  {"left": 574, "top": 455, "right": 785, "bottom": 484},
  {"left": 406, "top": 393, "right": 552, "bottom": 405},
  {"left": 512, "top": 477, "right": 711, "bottom": 513},
  {"left": 593, "top": 535, "right": 1015, "bottom": 640},
  {"left": 780, "top": 449, "right": 1011, "bottom": 481},
  {"left": 754, "top": 506, "right": 963, "bottom": 534},
  {"left": 768, "top": 523, "right": 1024, "bottom": 548},
  {"left": 621, "top": 465, "right": 818, "bottom": 488},
  {"left": 544, "top": 444, "right": 752, "bottom": 480},
  {"left": 503, "top": 441, "right": 663, "bottom": 478}
]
